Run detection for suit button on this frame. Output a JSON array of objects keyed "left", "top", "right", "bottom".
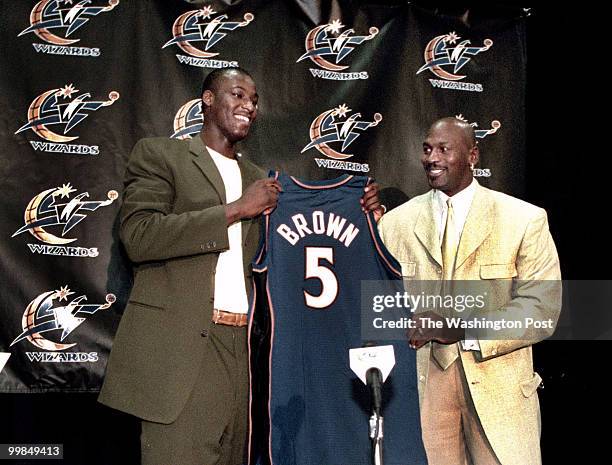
[{"left": 201, "top": 330, "right": 208, "bottom": 337}]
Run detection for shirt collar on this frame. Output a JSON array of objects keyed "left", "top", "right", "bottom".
[{"left": 434, "top": 178, "right": 478, "bottom": 211}]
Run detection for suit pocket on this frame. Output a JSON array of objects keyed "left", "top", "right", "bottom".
[
  {"left": 479, "top": 263, "right": 517, "bottom": 279},
  {"left": 520, "top": 372, "right": 542, "bottom": 397},
  {"left": 128, "top": 262, "right": 168, "bottom": 309},
  {"left": 400, "top": 261, "right": 416, "bottom": 278},
  {"left": 127, "top": 300, "right": 165, "bottom": 311}
]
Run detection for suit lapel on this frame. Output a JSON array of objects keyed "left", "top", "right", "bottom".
[
  {"left": 455, "top": 184, "right": 493, "bottom": 271},
  {"left": 190, "top": 136, "right": 226, "bottom": 204},
  {"left": 414, "top": 191, "right": 443, "bottom": 268}
]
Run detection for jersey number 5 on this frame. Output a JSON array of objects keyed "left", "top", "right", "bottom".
[{"left": 304, "top": 247, "right": 338, "bottom": 309}]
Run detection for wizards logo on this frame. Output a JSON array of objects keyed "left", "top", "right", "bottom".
[
  {"left": 18, "top": 0, "right": 120, "bottom": 56},
  {"left": 302, "top": 104, "right": 382, "bottom": 172},
  {"left": 455, "top": 114, "right": 501, "bottom": 178},
  {"left": 171, "top": 99, "right": 203, "bottom": 140},
  {"left": 417, "top": 32, "right": 493, "bottom": 92},
  {"left": 12, "top": 183, "right": 118, "bottom": 258},
  {"left": 455, "top": 114, "right": 501, "bottom": 139},
  {"left": 163, "top": 5, "right": 253, "bottom": 68},
  {"left": 10, "top": 286, "right": 114, "bottom": 362},
  {"left": 297, "top": 19, "right": 378, "bottom": 81},
  {"left": 15, "top": 84, "right": 119, "bottom": 155}
]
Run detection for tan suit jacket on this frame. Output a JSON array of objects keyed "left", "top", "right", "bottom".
[
  {"left": 98, "top": 135, "right": 266, "bottom": 423},
  {"left": 378, "top": 182, "right": 561, "bottom": 465}
]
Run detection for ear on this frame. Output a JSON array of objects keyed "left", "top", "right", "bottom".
[
  {"left": 202, "top": 89, "right": 214, "bottom": 109},
  {"left": 469, "top": 143, "right": 480, "bottom": 166}
]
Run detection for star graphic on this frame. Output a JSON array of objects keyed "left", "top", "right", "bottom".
[
  {"left": 54, "top": 183, "right": 77, "bottom": 199},
  {"left": 55, "top": 286, "right": 75, "bottom": 302},
  {"left": 62, "top": 0, "right": 74, "bottom": 5},
  {"left": 334, "top": 104, "right": 351, "bottom": 118},
  {"left": 58, "top": 84, "right": 78, "bottom": 100},
  {"left": 198, "top": 6, "right": 216, "bottom": 19},
  {"left": 327, "top": 19, "right": 344, "bottom": 34},
  {"left": 445, "top": 31, "right": 460, "bottom": 44}
]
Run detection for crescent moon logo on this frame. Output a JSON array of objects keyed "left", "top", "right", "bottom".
[
  {"left": 297, "top": 20, "right": 379, "bottom": 73},
  {"left": 29, "top": 0, "right": 79, "bottom": 45},
  {"left": 24, "top": 188, "right": 77, "bottom": 244},
  {"left": 173, "top": 11, "right": 216, "bottom": 58},
  {"left": 12, "top": 184, "right": 118, "bottom": 244},
  {"left": 304, "top": 25, "right": 348, "bottom": 72},
  {"left": 308, "top": 109, "right": 352, "bottom": 160},
  {"left": 423, "top": 35, "right": 465, "bottom": 81},
  {"left": 19, "top": 0, "right": 120, "bottom": 46},
  {"left": 302, "top": 104, "right": 382, "bottom": 160},
  {"left": 417, "top": 32, "right": 493, "bottom": 82},
  {"left": 163, "top": 9, "right": 254, "bottom": 59},
  {"left": 21, "top": 291, "right": 76, "bottom": 351},
  {"left": 29, "top": 88, "right": 78, "bottom": 142},
  {"left": 171, "top": 99, "right": 203, "bottom": 140},
  {"left": 15, "top": 85, "right": 120, "bottom": 142},
  {"left": 10, "top": 287, "right": 115, "bottom": 352}
]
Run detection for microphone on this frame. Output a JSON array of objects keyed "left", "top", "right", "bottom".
[
  {"left": 349, "top": 345, "right": 396, "bottom": 414},
  {"left": 366, "top": 367, "right": 383, "bottom": 414},
  {"left": 350, "top": 345, "right": 395, "bottom": 465}
]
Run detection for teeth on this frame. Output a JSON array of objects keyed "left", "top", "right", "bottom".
[
  {"left": 430, "top": 169, "right": 444, "bottom": 175},
  {"left": 235, "top": 115, "right": 249, "bottom": 122}
]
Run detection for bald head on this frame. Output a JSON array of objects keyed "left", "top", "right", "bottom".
[{"left": 428, "top": 117, "right": 476, "bottom": 151}]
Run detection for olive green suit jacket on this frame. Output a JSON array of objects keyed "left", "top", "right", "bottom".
[
  {"left": 378, "top": 182, "right": 561, "bottom": 465},
  {"left": 98, "top": 135, "right": 266, "bottom": 423}
]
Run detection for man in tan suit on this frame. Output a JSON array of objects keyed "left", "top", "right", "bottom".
[{"left": 378, "top": 117, "right": 561, "bottom": 465}]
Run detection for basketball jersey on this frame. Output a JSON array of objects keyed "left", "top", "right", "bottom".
[{"left": 248, "top": 172, "right": 427, "bottom": 465}]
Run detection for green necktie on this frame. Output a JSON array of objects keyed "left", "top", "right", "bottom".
[{"left": 432, "top": 198, "right": 459, "bottom": 370}]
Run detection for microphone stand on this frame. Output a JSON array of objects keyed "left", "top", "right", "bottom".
[{"left": 366, "top": 368, "right": 384, "bottom": 465}]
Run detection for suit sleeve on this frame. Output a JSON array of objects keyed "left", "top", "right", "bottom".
[
  {"left": 477, "top": 209, "right": 562, "bottom": 360},
  {"left": 119, "top": 139, "right": 230, "bottom": 263}
]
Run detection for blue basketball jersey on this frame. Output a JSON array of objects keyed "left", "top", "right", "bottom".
[{"left": 248, "top": 172, "right": 426, "bottom": 465}]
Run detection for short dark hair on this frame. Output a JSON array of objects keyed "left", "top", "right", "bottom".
[{"left": 200, "top": 67, "right": 254, "bottom": 100}]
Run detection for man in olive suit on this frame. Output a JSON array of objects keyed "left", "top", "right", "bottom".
[{"left": 99, "top": 67, "right": 382, "bottom": 465}]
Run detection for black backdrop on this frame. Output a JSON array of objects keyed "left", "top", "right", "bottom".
[
  {"left": 0, "top": 1, "right": 602, "bottom": 463},
  {"left": 2, "top": 0, "right": 529, "bottom": 394}
]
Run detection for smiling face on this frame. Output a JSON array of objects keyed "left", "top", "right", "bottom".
[
  {"left": 421, "top": 119, "right": 479, "bottom": 197},
  {"left": 202, "top": 69, "right": 259, "bottom": 146}
]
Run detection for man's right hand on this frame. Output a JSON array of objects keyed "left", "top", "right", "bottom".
[{"left": 225, "top": 178, "right": 282, "bottom": 224}]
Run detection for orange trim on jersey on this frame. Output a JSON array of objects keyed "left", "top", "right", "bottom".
[
  {"left": 265, "top": 278, "right": 276, "bottom": 464},
  {"left": 253, "top": 214, "right": 270, "bottom": 268},
  {"left": 246, "top": 278, "right": 257, "bottom": 465},
  {"left": 366, "top": 213, "right": 402, "bottom": 277}
]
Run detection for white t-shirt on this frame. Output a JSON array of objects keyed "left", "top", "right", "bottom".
[{"left": 208, "top": 147, "right": 248, "bottom": 314}]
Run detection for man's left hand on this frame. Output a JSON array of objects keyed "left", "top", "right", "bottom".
[
  {"left": 407, "top": 311, "right": 466, "bottom": 350},
  {"left": 361, "top": 182, "right": 385, "bottom": 221}
]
